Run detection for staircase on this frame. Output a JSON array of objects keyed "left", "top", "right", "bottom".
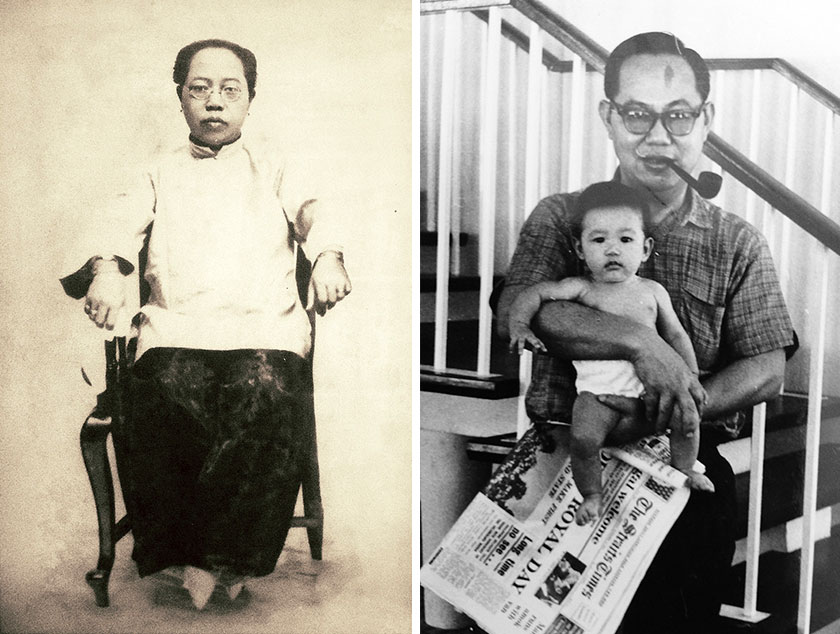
[{"left": 420, "top": 1, "right": 840, "bottom": 632}]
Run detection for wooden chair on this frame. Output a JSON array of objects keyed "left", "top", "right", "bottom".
[{"left": 69, "top": 243, "right": 323, "bottom": 607}]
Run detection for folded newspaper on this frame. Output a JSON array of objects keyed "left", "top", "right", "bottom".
[{"left": 420, "top": 429, "right": 690, "bottom": 634}]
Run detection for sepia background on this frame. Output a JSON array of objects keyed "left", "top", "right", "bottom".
[{"left": 0, "top": 1, "right": 411, "bottom": 632}]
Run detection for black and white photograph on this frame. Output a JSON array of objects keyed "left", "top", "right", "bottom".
[
  {"left": 534, "top": 553, "right": 583, "bottom": 608},
  {"left": 419, "top": 2, "right": 840, "bottom": 633}
]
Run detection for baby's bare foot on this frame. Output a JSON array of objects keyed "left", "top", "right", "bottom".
[
  {"left": 575, "top": 494, "right": 604, "bottom": 525},
  {"left": 684, "top": 470, "right": 715, "bottom": 493}
]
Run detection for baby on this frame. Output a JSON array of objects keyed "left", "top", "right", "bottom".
[{"left": 509, "top": 181, "right": 714, "bottom": 525}]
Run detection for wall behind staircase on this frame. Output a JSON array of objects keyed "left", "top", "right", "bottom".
[{"left": 549, "top": 0, "right": 840, "bottom": 95}]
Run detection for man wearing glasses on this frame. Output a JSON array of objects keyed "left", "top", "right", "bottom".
[
  {"left": 495, "top": 32, "right": 795, "bottom": 633},
  {"left": 67, "top": 39, "right": 351, "bottom": 609}
]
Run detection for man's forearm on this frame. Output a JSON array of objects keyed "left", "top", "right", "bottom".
[
  {"left": 531, "top": 299, "right": 657, "bottom": 361},
  {"left": 496, "top": 283, "right": 704, "bottom": 432},
  {"left": 701, "top": 349, "right": 786, "bottom": 421},
  {"left": 497, "top": 284, "right": 660, "bottom": 360}
]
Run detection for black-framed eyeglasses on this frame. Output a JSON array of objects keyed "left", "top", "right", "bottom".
[
  {"left": 187, "top": 84, "right": 243, "bottom": 103},
  {"left": 609, "top": 100, "right": 706, "bottom": 136}
]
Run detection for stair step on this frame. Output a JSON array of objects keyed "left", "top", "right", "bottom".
[
  {"left": 742, "top": 393, "right": 840, "bottom": 435},
  {"left": 732, "top": 502, "right": 840, "bottom": 564},
  {"left": 419, "top": 321, "right": 519, "bottom": 377},
  {"left": 722, "top": 527, "right": 840, "bottom": 633},
  {"left": 465, "top": 432, "right": 518, "bottom": 462},
  {"left": 458, "top": 414, "right": 840, "bottom": 541},
  {"left": 734, "top": 442, "right": 840, "bottom": 537},
  {"left": 419, "top": 274, "right": 504, "bottom": 293},
  {"left": 462, "top": 436, "right": 840, "bottom": 539},
  {"left": 420, "top": 230, "right": 471, "bottom": 247},
  {"left": 420, "top": 239, "right": 482, "bottom": 276},
  {"left": 420, "top": 289, "right": 481, "bottom": 324},
  {"left": 420, "top": 366, "right": 519, "bottom": 399}
]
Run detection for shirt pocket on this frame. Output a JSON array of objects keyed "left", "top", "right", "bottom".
[{"left": 679, "top": 269, "right": 726, "bottom": 370}]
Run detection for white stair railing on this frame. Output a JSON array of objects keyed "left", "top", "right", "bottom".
[
  {"left": 431, "top": 9, "right": 460, "bottom": 370},
  {"left": 797, "top": 109, "right": 833, "bottom": 634},
  {"left": 476, "top": 8, "right": 501, "bottom": 375}
]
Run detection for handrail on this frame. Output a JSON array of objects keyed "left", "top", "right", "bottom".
[
  {"left": 771, "top": 58, "right": 840, "bottom": 116},
  {"left": 421, "top": 0, "right": 840, "bottom": 258},
  {"left": 472, "top": 9, "right": 566, "bottom": 71},
  {"left": 510, "top": 0, "right": 608, "bottom": 72},
  {"left": 421, "top": 0, "right": 511, "bottom": 11},
  {"left": 707, "top": 57, "right": 840, "bottom": 115},
  {"left": 705, "top": 132, "right": 840, "bottom": 257}
]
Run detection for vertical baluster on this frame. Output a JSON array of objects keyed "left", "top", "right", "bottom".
[
  {"left": 433, "top": 10, "right": 460, "bottom": 370},
  {"left": 423, "top": 14, "right": 440, "bottom": 232},
  {"left": 477, "top": 8, "right": 501, "bottom": 375},
  {"left": 540, "top": 67, "right": 551, "bottom": 196},
  {"left": 720, "top": 68, "right": 776, "bottom": 630},
  {"left": 743, "top": 402, "right": 767, "bottom": 619},
  {"left": 722, "top": 399, "right": 770, "bottom": 622},
  {"left": 506, "top": 40, "right": 519, "bottom": 261},
  {"left": 523, "top": 23, "right": 542, "bottom": 224},
  {"left": 450, "top": 19, "right": 466, "bottom": 277},
  {"left": 744, "top": 69, "right": 762, "bottom": 226},
  {"left": 566, "top": 54, "right": 586, "bottom": 192},
  {"left": 779, "top": 84, "right": 800, "bottom": 298},
  {"left": 797, "top": 110, "right": 833, "bottom": 634},
  {"left": 517, "top": 21, "right": 543, "bottom": 437}
]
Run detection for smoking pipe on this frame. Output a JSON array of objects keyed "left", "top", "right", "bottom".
[{"left": 667, "top": 160, "right": 722, "bottom": 199}]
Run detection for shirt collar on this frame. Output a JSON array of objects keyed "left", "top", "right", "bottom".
[
  {"left": 611, "top": 168, "right": 714, "bottom": 232},
  {"left": 683, "top": 189, "right": 714, "bottom": 229},
  {"left": 188, "top": 134, "right": 244, "bottom": 159}
]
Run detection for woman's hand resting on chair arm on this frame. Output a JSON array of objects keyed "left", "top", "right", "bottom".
[
  {"left": 309, "top": 250, "right": 351, "bottom": 316},
  {"left": 84, "top": 257, "right": 127, "bottom": 330}
]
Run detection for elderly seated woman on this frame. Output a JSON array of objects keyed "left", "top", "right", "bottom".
[{"left": 64, "top": 39, "right": 351, "bottom": 609}]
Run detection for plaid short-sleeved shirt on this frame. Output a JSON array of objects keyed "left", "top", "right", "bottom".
[{"left": 504, "top": 188, "right": 797, "bottom": 436}]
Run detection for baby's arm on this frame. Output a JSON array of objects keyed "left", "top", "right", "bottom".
[
  {"left": 652, "top": 282, "right": 705, "bottom": 434},
  {"left": 652, "top": 283, "right": 698, "bottom": 373},
  {"left": 508, "top": 279, "right": 589, "bottom": 353}
]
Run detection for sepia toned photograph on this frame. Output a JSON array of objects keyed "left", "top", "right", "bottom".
[
  {"left": 419, "top": 2, "right": 840, "bottom": 633},
  {"left": 0, "top": 1, "right": 410, "bottom": 633}
]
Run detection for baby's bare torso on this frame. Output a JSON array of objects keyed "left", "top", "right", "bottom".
[{"left": 576, "top": 276, "right": 659, "bottom": 328}]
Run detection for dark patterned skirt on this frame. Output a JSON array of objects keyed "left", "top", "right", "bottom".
[{"left": 113, "top": 347, "right": 313, "bottom": 579}]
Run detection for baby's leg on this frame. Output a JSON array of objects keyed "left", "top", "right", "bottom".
[
  {"left": 571, "top": 392, "right": 621, "bottom": 524},
  {"left": 603, "top": 399, "right": 655, "bottom": 446},
  {"left": 670, "top": 429, "right": 715, "bottom": 492}
]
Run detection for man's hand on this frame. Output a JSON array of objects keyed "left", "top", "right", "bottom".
[
  {"left": 84, "top": 258, "right": 127, "bottom": 330},
  {"left": 309, "top": 251, "right": 351, "bottom": 316},
  {"left": 598, "top": 394, "right": 649, "bottom": 445},
  {"left": 630, "top": 338, "right": 706, "bottom": 435},
  {"left": 509, "top": 321, "right": 547, "bottom": 354}
]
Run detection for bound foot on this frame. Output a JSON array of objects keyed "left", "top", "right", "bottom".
[
  {"left": 218, "top": 568, "right": 247, "bottom": 600},
  {"left": 683, "top": 469, "right": 715, "bottom": 493},
  {"left": 183, "top": 565, "right": 217, "bottom": 610},
  {"left": 575, "top": 493, "right": 604, "bottom": 525}
]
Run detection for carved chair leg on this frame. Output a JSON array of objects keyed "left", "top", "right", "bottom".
[
  {"left": 80, "top": 414, "right": 116, "bottom": 607},
  {"left": 300, "top": 429, "right": 323, "bottom": 560}
]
